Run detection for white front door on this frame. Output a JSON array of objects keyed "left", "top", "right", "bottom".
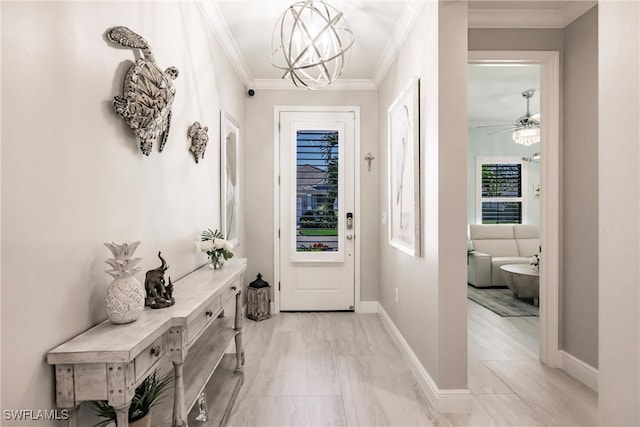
[{"left": 278, "top": 110, "right": 355, "bottom": 311}]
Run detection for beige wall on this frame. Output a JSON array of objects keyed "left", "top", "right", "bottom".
[
  {"left": 1, "top": 2, "right": 246, "bottom": 424},
  {"left": 378, "top": 1, "right": 468, "bottom": 390},
  {"left": 244, "top": 90, "right": 379, "bottom": 302},
  {"left": 562, "top": 6, "right": 599, "bottom": 369},
  {"left": 598, "top": 2, "right": 640, "bottom": 424}
]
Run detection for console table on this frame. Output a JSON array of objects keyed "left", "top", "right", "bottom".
[{"left": 47, "top": 262, "right": 246, "bottom": 427}]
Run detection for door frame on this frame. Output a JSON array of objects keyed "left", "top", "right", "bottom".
[
  {"left": 469, "top": 51, "right": 561, "bottom": 368},
  {"left": 273, "top": 106, "right": 361, "bottom": 314}
]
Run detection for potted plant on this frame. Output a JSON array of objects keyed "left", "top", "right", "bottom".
[
  {"left": 200, "top": 229, "right": 234, "bottom": 269},
  {"left": 91, "top": 370, "right": 172, "bottom": 427}
]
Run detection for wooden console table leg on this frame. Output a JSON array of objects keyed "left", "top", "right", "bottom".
[
  {"left": 106, "top": 363, "right": 135, "bottom": 427},
  {"left": 113, "top": 402, "right": 131, "bottom": 427},
  {"left": 55, "top": 364, "right": 79, "bottom": 427},
  {"left": 173, "top": 361, "right": 187, "bottom": 427},
  {"left": 234, "top": 332, "right": 244, "bottom": 373},
  {"left": 234, "top": 290, "right": 244, "bottom": 373}
]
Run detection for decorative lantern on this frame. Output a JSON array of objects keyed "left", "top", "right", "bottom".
[{"left": 247, "top": 273, "right": 271, "bottom": 322}]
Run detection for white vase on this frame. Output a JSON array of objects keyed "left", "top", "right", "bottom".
[{"left": 105, "top": 276, "right": 145, "bottom": 324}]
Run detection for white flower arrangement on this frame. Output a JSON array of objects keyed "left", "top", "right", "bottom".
[
  {"left": 200, "top": 229, "right": 234, "bottom": 269},
  {"left": 530, "top": 253, "right": 540, "bottom": 270}
]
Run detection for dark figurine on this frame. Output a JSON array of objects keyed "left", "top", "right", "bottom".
[
  {"left": 144, "top": 252, "right": 175, "bottom": 309},
  {"left": 165, "top": 277, "right": 174, "bottom": 301}
]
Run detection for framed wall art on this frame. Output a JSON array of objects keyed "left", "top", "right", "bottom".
[
  {"left": 220, "top": 110, "right": 240, "bottom": 247},
  {"left": 388, "top": 76, "right": 420, "bottom": 257}
]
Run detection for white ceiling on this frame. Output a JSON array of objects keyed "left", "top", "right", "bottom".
[
  {"left": 203, "top": 0, "right": 593, "bottom": 122},
  {"left": 468, "top": 64, "right": 540, "bottom": 125},
  {"left": 204, "top": 0, "right": 595, "bottom": 91},
  {"left": 205, "top": 0, "right": 420, "bottom": 90}
]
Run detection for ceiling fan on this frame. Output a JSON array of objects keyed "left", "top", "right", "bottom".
[{"left": 477, "top": 89, "right": 541, "bottom": 146}]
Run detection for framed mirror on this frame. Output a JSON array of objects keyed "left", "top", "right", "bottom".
[{"left": 220, "top": 110, "right": 240, "bottom": 247}]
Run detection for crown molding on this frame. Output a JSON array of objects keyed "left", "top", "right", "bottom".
[
  {"left": 200, "top": 0, "right": 597, "bottom": 88},
  {"left": 201, "top": 1, "right": 423, "bottom": 92},
  {"left": 469, "top": 8, "right": 566, "bottom": 29},
  {"left": 371, "top": 1, "right": 425, "bottom": 87},
  {"left": 561, "top": 1, "right": 597, "bottom": 27},
  {"left": 251, "top": 78, "right": 377, "bottom": 91},
  {"left": 197, "top": 0, "right": 253, "bottom": 87},
  {"left": 469, "top": 1, "right": 596, "bottom": 29}
]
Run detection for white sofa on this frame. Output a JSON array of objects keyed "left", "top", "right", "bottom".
[{"left": 467, "top": 224, "right": 539, "bottom": 287}]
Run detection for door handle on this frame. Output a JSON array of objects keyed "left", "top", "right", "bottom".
[{"left": 346, "top": 234, "right": 354, "bottom": 240}]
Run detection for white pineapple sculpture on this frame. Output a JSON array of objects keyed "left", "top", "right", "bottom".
[{"left": 104, "top": 241, "right": 146, "bottom": 324}]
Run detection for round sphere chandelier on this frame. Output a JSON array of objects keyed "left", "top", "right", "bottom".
[{"left": 271, "top": 0, "right": 355, "bottom": 90}]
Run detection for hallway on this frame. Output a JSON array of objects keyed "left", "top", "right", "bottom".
[
  {"left": 226, "top": 306, "right": 597, "bottom": 426},
  {"left": 456, "top": 301, "right": 597, "bottom": 426},
  {"left": 228, "top": 312, "right": 435, "bottom": 426}
]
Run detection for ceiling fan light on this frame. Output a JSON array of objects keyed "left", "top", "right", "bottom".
[
  {"left": 271, "top": 0, "right": 354, "bottom": 90},
  {"left": 529, "top": 113, "right": 541, "bottom": 123},
  {"left": 513, "top": 127, "right": 540, "bottom": 146}
]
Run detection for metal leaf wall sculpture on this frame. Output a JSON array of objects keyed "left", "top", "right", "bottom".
[
  {"left": 106, "top": 26, "right": 179, "bottom": 156},
  {"left": 187, "top": 122, "right": 209, "bottom": 163}
]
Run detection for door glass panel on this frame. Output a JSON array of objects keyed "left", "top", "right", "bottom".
[{"left": 296, "top": 130, "right": 339, "bottom": 253}]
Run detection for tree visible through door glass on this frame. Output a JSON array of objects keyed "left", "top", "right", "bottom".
[{"left": 296, "top": 130, "right": 339, "bottom": 253}]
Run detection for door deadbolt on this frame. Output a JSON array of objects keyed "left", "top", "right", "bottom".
[{"left": 346, "top": 212, "right": 353, "bottom": 230}]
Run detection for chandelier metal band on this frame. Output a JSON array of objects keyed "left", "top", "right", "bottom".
[{"left": 272, "top": 0, "right": 354, "bottom": 89}]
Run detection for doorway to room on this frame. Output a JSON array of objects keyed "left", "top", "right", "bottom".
[
  {"left": 467, "top": 63, "right": 542, "bottom": 359},
  {"left": 274, "top": 107, "right": 361, "bottom": 312},
  {"left": 467, "top": 51, "right": 561, "bottom": 367}
]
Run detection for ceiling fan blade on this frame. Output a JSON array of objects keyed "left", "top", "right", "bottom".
[
  {"left": 488, "top": 127, "right": 516, "bottom": 135},
  {"left": 474, "top": 123, "right": 514, "bottom": 129}
]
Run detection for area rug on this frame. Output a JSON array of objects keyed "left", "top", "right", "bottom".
[{"left": 467, "top": 285, "right": 539, "bottom": 317}]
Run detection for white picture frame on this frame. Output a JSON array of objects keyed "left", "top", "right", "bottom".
[
  {"left": 220, "top": 110, "right": 240, "bottom": 247},
  {"left": 388, "top": 76, "right": 420, "bottom": 257}
]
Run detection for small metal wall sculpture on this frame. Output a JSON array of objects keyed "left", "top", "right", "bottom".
[
  {"left": 144, "top": 252, "right": 175, "bottom": 309},
  {"left": 188, "top": 122, "right": 209, "bottom": 163},
  {"left": 106, "top": 26, "right": 179, "bottom": 156}
]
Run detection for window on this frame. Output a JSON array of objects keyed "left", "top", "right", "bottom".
[
  {"left": 295, "top": 130, "right": 339, "bottom": 252},
  {"left": 477, "top": 157, "right": 526, "bottom": 224}
]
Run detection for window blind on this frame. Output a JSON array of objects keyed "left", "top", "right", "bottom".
[
  {"left": 481, "top": 164, "right": 522, "bottom": 197},
  {"left": 480, "top": 163, "right": 522, "bottom": 224}
]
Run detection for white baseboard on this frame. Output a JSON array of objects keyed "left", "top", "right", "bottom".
[
  {"left": 358, "top": 301, "right": 379, "bottom": 313},
  {"left": 559, "top": 350, "right": 598, "bottom": 392},
  {"left": 378, "top": 304, "right": 472, "bottom": 413}
]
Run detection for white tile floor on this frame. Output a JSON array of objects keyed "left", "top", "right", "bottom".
[{"left": 226, "top": 303, "right": 597, "bottom": 427}]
